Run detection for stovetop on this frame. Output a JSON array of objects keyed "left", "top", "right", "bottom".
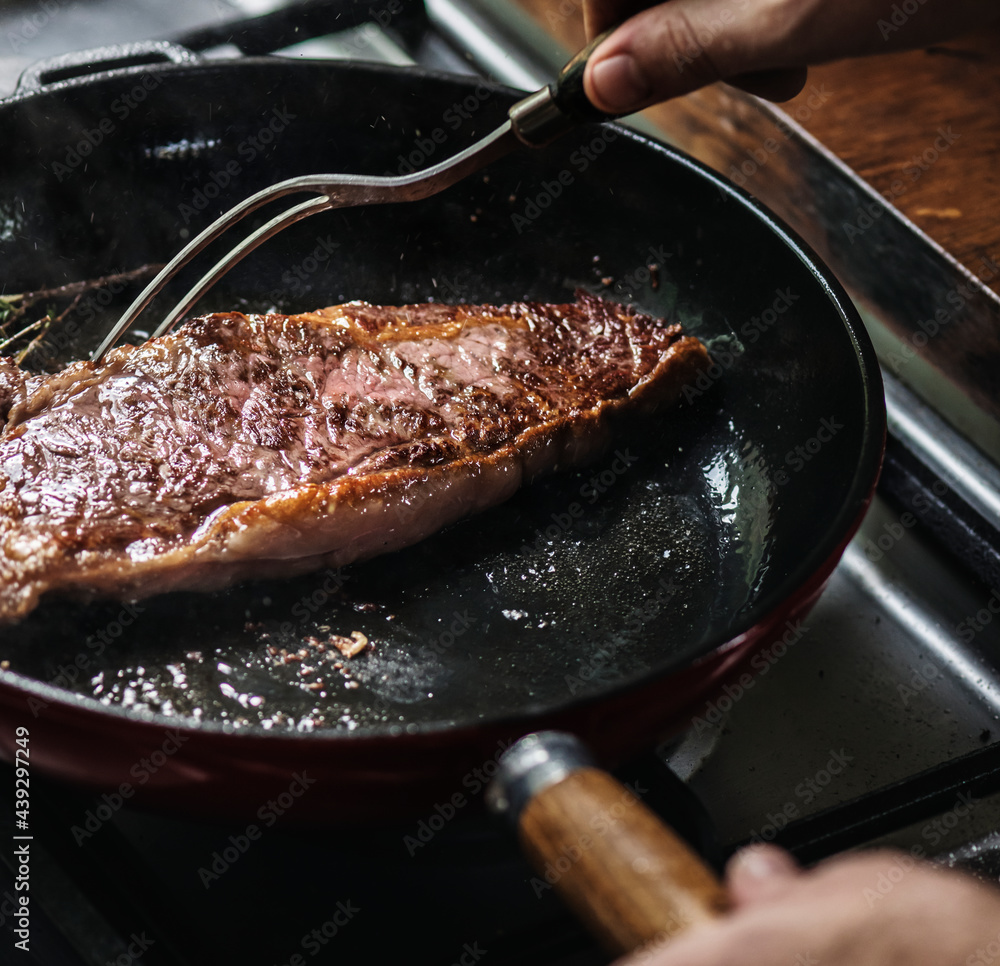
[{"left": 3, "top": 1, "right": 1000, "bottom": 964}]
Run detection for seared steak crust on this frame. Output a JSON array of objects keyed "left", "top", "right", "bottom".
[
  {"left": 0, "top": 293, "right": 709, "bottom": 621},
  {"left": 0, "top": 357, "right": 28, "bottom": 431}
]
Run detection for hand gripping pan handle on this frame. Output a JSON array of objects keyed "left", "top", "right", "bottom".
[{"left": 487, "top": 732, "right": 728, "bottom": 955}]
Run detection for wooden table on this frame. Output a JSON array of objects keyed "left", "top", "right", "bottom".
[{"left": 782, "top": 32, "right": 1000, "bottom": 294}]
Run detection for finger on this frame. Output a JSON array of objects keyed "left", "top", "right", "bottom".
[
  {"left": 725, "top": 66, "right": 808, "bottom": 102},
  {"left": 583, "top": 0, "right": 824, "bottom": 113},
  {"left": 725, "top": 845, "right": 802, "bottom": 907},
  {"left": 583, "top": 0, "right": 999, "bottom": 114}
]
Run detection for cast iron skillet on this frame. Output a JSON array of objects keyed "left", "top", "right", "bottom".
[{"left": 0, "top": 52, "right": 884, "bottom": 820}]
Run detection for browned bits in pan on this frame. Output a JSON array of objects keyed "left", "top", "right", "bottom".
[{"left": 329, "top": 631, "right": 369, "bottom": 658}]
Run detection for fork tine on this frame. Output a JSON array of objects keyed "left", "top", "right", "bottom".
[
  {"left": 150, "top": 195, "right": 333, "bottom": 339},
  {"left": 93, "top": 120, "right": 521, "bottom": 362},
  {"left": 91, "top": 180, "right": 322, "bottom": 361}
]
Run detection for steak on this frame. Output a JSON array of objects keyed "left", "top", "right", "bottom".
[
  {"left": 0, "top": 358, "right": 29, "bottom": 431},
  {"left": 0, "top": 293, "right": 709, "bottom": 622}
]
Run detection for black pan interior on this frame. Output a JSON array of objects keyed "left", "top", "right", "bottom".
[{"left": 0, "top": 60, "right": 882, "bottom": 734}]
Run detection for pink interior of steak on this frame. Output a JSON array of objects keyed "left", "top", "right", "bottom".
[{"left": 0, "top": 294, "right": 685, "bottom": 559}]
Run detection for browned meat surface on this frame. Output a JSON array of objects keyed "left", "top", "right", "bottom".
[
  {"left": 0, "top": 357, "right": 28, "bottom": 431},
  {"left": 0, "top": 293, "right": 709, "bottom": 622}
]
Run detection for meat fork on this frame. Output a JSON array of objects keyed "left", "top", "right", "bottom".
[{"left": 92, "top": 35, "right": 618, "bottom": 362}]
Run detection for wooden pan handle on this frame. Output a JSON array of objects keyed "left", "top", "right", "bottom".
[{"left": 488, "top": 733, "right": 728, "bottom": 955}]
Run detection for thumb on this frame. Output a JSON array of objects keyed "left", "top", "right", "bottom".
[
  {"left": 582, "top": 0, "right": 820, "bottom": 113},
  {"left": 724, "top": 844, "right": 802, "bottom": 908}
]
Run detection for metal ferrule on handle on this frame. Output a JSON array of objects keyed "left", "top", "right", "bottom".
[
  {"left": 508, "top": 87, "right": 576, "bottom": 147},
  {"left": 486, "top": 731, "right": 596, "bottom": 819},
  {"left": 508, "top": 29, "right": 620, "bottom": 148}
]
